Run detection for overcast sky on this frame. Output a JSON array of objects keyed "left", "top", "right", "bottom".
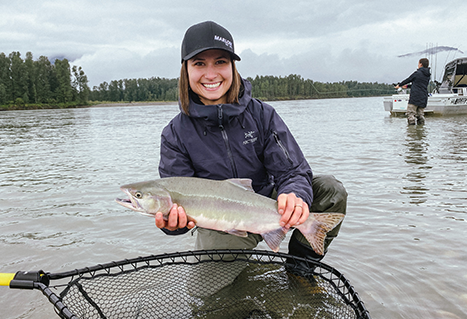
[{"left": 1, "top": 0, "right": 465, "bottom": 88}]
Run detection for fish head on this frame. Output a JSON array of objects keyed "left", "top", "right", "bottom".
[{"left": 116, "top": 181, "right": 173, "bottom": 217}]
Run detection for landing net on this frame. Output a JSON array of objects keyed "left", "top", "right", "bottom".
[{"left": 14, "top": 250, "right": 371, "bottom": 319}]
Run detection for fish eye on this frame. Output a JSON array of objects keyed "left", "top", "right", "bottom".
[{"left": 135, "top": 191, "right": 143, "bottom": 199}]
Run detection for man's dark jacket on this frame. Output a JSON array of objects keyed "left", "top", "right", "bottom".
[{"left": 399, "top": 67, "right": 431, "bottom": 108}]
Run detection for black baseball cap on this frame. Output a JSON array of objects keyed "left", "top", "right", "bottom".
[{"left": 181, "top": 21, "right": 241, "bottom": 63}]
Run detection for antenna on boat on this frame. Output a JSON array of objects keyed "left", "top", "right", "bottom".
[{"left": 425, "top": 42, "right": 441, "bottom": 81}]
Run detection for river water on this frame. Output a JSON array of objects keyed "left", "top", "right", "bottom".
[{"left": 0, "top": 97, "right": 466, "bottom": 319}]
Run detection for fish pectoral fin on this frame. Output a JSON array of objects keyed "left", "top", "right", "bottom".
[
  {"left": 226, "top": 178, "right": 255, "bottom": 192},
  {"left": 262, "top": 228, "right": 288, "bottom": 252},
  {"left": 226, "top": 229, "right": 249, "bottom": 237}
]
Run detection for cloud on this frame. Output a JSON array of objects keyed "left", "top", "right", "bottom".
[
  {"left": 1, "top": 0, "right": 466, "bottom": 87},
  {"left": 73, "top": 46, "right": 180, "bottom": 87}
]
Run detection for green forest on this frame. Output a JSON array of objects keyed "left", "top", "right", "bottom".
[
  {"left": 248, "top": 75, "right": 394, "bottom": 100},
  {"left": 89, "top": 74, "right": 395, "bottom": 102},
  {"left": 1, "top": 51, "right": 395, "bottom": 111},
  {"left": 0, "top": 52, "right": 90, "bottom": 110}
]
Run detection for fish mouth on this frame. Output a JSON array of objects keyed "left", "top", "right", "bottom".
[{"left": 115, "top": 188, "right": 143, "bottom": 212}]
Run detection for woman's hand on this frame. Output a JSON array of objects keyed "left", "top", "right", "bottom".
[
  {"left": 277, "top": 193, "right": 309, "bottom": 229},
  {"left": 155, "top": 204, "right": 196, "bottom": 231}
]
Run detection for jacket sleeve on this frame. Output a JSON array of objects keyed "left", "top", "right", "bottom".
[
  {"left": 399, "top": 70, "right": 417, "bottom": 87},
  {"left": 260, "top": 103, "right": 314, "bottom": 206},
  {"left": 158, "top": 118, "right": 194, "bottom": 235},
  {"left": 159, "top": 117, "right": 195, "bottom": 178}
]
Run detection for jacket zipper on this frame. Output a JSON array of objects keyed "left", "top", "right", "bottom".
[
  {"left": 273, "top": 131, "right": 293, "bottom": 164},
  {"left": 218, "top": 105, "right": 238, "bottom": 177}
]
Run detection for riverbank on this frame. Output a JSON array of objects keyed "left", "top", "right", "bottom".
[
  {"left": 2, "top": 94, "right": 392, "bottom": 111},
  {"left": 91, "top": 101, "right": 177, "bottom": 107},
  {"left": 0, "top": 101, "right": 178, "bottom": 111}
]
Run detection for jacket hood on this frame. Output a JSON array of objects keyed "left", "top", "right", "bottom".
[
  {"left": 420, "top": 67, "right": 431, "bottom": 77},
  {"left": 180, "top": 78, "right": 253, "bottom": 125}
]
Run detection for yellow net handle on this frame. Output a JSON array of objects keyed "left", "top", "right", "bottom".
[{"left": 0, "top": 273, "right": 16, "bottom": 286}]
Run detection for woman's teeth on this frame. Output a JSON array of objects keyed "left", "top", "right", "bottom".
[{"left": 203, "top": 82, "right": 221, "bottom": 89}]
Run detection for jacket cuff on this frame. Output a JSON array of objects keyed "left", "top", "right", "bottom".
[{"left": 161, "top": 227, "right": 190, "bottom": 235}]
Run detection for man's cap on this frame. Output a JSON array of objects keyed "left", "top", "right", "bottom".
[{"left": 181, "top": 21, "right": 241, "bottom": 63}]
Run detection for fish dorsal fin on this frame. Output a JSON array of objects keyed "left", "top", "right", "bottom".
[{"left": 226, "top": 178, "right": 255, "bottom": 192}]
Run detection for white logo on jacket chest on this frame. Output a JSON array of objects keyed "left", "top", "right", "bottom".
[{"left": 243, "top": 131, "right": 257, "bottom": 145}]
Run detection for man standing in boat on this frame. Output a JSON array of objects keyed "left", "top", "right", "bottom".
[{"left": 395, "top": 58, "right": 431, "bottom": 125}]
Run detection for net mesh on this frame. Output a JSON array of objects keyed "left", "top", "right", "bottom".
[{"left": 41, "top": 250, "right": 370, "bottom": 319}]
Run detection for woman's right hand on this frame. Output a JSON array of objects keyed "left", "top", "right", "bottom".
[{"left": 155, "top": 204, "right": 196, "bottom": 231}]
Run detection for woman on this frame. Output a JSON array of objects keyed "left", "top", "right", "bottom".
[{"left": 155, "top": 21, "right": 347, "bottom": 262}]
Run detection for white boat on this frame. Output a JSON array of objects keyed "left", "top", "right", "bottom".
[{"left": 384, "top": 57, "right": 467, "bottom": 116}]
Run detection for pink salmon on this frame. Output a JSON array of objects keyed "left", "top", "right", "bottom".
[{"left": 116, "top": 177, "right": 344, "bottom": 255}]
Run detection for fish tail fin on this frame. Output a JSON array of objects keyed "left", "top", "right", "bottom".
[
  {"left": 262, "top": 228, "right": 288, "bottom": 252},
  {"left": 295, "top": 213, "right": 345, "bottom": 255}
]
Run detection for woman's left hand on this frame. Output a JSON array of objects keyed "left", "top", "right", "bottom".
[{"left": 277, "top": 193, "right": 309, "bottom": 229}]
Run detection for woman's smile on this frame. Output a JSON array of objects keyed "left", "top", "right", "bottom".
[{"left": 203, "top": 82, "right": 222, "bottom": 89}]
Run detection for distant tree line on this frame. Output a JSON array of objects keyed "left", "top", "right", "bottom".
[
  {"left": 89, "top": 74, "right": 395, "bottom": 103},
  {"left": 89, "top": 77, "right": 178, "bottom": 102},
  {"left": 1, "top": 51, "right": 396, "bottom": 111},
  {"left": 248, "top": 74, "right": 395, "bottom": 100},
  {"left": 0, "top": 51, "right": 90, "bottom": 110}
]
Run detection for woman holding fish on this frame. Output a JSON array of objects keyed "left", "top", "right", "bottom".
[{"left": 155, "top": 21, "right": 347, "bottom": 262}]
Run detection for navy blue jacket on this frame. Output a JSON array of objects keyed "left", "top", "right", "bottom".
[
  {"left": 399, "top": 67, "right": 431, "bottom": 108},
  {"left": 159, "top": 79, "right": 313, "bottom": 234}
]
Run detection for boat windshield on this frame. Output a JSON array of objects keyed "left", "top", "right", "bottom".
[
  {"left": 441, "top": 58, "right": 467, "bottom": 88},
  {"left": 453, "top": 61, "right": 467, "bottom": 87}
]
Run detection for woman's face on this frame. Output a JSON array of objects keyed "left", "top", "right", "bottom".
[{"left": 187, "top": 49, "right": 233, "bottom": 105}]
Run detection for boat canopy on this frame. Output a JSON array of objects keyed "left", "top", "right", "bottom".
[{"left": 440, "top": 57, "right": 467, "bottom": 91}]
